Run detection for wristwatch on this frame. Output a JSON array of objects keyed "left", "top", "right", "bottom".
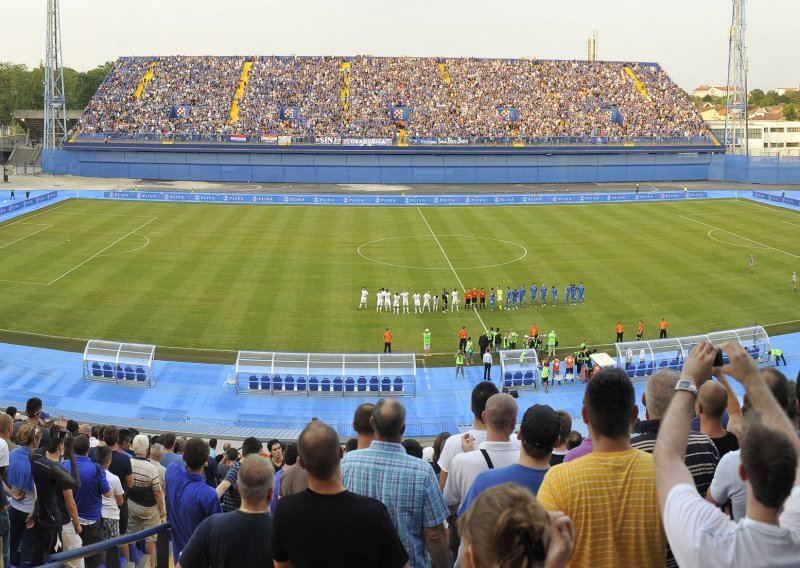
[{"left": 674, "top": 379, "right": 698, "bottom": 396}]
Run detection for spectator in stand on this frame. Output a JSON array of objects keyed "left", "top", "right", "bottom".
[
  {"left": 127, "top": 434, "right": 166, "bottom": 568},
  {"left": 632, "top": 369, "right": 720, "bottom": 498},
  {"left": 166, "top": 437, "right": 222, "bottom": 562},
  {"left": 537, "top": 368, "right": 666, "bottom": 567},
  {"left": 217, "top": 447, "right": 238, "bottom": 480},
  {"left": 216, "top": 437, "right": 263, "bottom": 512},
  {"left": 159, "top": 432, "right": 182, "bottom": 468},
  {"left": 95, "top": 445, "right": 125, "bottom": 563},
  {"left": 431, "top": 432, "right": 450, "bottom": 478},
  {"left": 203, "top": 442, "right": 220, "bottom": 487},
  {"left": 63, "top": 434, "right": 112, "bottom": 568},
  {"left": 458, "top": 484, "right": 574, "bottom": 568},
  {"left": 31, "top": 427, "right": 81, "bottom": 565},
  {"left": 438, "top": 382, "right": 498, "bottom": 491},
  {"left": 402, "top": 439, "right": 424, "bottom": 459},
  {"left": 267, "top": 439, "right": 284, "bottom": 472},
  {"left": 342, "top": 398, "right": 450, "bottom": 568},
  {"left": 79, "top": 424, "right": 98, "bottom": 448},
  {"left": 5, "top": 407, "right": 17, "bottom": 421},
  {"left": 696, "top": 376, "right": 742, "bottom": 457},
  {"left": 709, "top": 367, "right": 793, "bottom": 522},
  {"left": 178, "top": 456, "right": 275, "bottom": 568},
  {"left": 273, "top": 421, "right": 409, "bottom": 567},
  {"left": 149, "top": 443, "right": 167, "bottom": 492},
  {"left": 344, "top": 438, "right": 358, "bottom": 453},
  {"left": 655, "top": 341, "right": 800, "bottom": 567},
  {"left": 788, "top": 380, "right": 799, "bottom": 432},
  {"left": 566, "top": 430, "right": 583, "bottom": 451},
  {"left": 208, "top": 438, "right": 218, "bottom": 459},
  {"left": 14, "top": 397, "right": 51, "bottom": 448},
  {"left": 279, "top": 442, "right": 308, "bottom": 498},
  {"left": 215, "top": 442, "right": 231, "bottom": 464},
  {"left": 353, "top": 402, "right": 376, "bottom": 450},
  {"left": 444, "top": 393, "right": 520, "bottom": 515},
  {"left": 0, "top": 413, "right": 13, "bottom": 567},
  {"left": 550, "top": 410, "right": 572, "bottom": 465},
  {"left": 8, "top": 423, "right": 41, "bottom": 567},
  {"left": 103, "top": 426, "right": 134, "bottom": 542}
]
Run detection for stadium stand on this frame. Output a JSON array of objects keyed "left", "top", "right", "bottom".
[{"left": 70, "top": 55, "right": 711, "bottom": 144}]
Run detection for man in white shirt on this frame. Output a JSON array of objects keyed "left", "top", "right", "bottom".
[
  {"left": 401, "top": 291, "right": 410, "bottom": 314},
  {"left": 451, "top": 289, "right": 459, "bottom": 312},
  {"left": 443, "top": 393, "right": 520, "bottom": 514},
  {"left": 654, "top": 341, "right": 800, "bottom": 568},
  {"left": 482, "top": 351, "right": 492, "bottom": 381},
  {"left": 422, "top": 291, "right": 431, "bottom": 312},
  {"left": 392, "top": 293, "right": 400, "bottom": 315},
  {"left": 413, "top": 292, "right": 421, "bottom": 313},
  {"left": 708, "top": 367, "right": 791, "bottom": 521},
  {"left": 437, "top": 382, "right": 498, "bottom": 492},
  {"left": 359, "top": 288, "right": 368, "bottom": 310}
]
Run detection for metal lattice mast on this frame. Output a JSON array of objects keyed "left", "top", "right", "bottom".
[
  {"left": 724, "top": 0, "right": 748, "bottom": 155},
  {"left": 44, "top": 0, "right": 67, "bottom": 149}
]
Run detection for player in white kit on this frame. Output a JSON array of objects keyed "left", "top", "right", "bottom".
[
  {"left": 794, "top": 271, "right": 797, "bottom": 293},
  {"left": 401, "top": 291, "right": 410, "bottom": 314},
  {"left": 393, "top": 292, "right": 401, "bottom": 314},
  {"left": 413, "top": 292, "right": 421, "bottom": 313},
  {"left": 376, "top": 288, "right": 384, "bottom": 312},
  {"left": 422, "top": 291, "right": 431, "bottom": 312},
  {"left": 359, "top": 288, "right": 368, "bottom": 310},
  {"left": 432, "top": 293, "right": 439, "bottom": 312},
  {"left": 451, "top": 288, "right": 460, "bottom": 312}
]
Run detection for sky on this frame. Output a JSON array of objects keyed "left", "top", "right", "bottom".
[{"left": 4, "top": 0, "right": 799, "bottom": 91}]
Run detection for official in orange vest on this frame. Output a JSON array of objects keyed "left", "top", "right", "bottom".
[
  {"left": 383, "top": 328, "right": 393, "bottom": 353},
  {"left": 660, "top": 318, "right": 669, "bottom": 339},
  {"left": 615, "top": 322, "right": 624, "bottom": 343},
  {"left": 564, "top": 353, "right": 575, "bottom": 380},
  {"left": 458, "top": 327, "right": 468, "bottom": 350},
  {"left": 636, "top": 321, "right": 644, "bottom": 341}
]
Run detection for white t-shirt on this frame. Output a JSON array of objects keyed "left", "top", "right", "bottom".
[
  {"left": 780, "top": 485, "right": 800, "bottom": 530},
  {"left": 438, "top": 429, "right": 488, "bottom": 474},
  {"left": 482, "top": 352, "right": 492, "bottom": 365},
  {"left": 102, "top": 469, "right": 124, "bottom": 520},
  {"left": 0, "top": 438, "right": 9, "bottom": 468},
  {"left": 664, "top": 483, "right": 800, "bottom": 567},
  {"left": 413, "top": 293, "right": 421, "bottom": 305},
  {"left": 452, "top": 291, "right": 459, "bottom": 302},
  {"left": 443, "top": 441, "right": 520, "bottom": 508},
  {"left": 401, "top": 292, "right": 409, "bottom": 304},
  {"left": 423, "top": 293, "right": 431, "bottom": 304},
  {"left": 393, "top": 294, "right": 400, "bottom": 306},
  {"left": 361, "top": 289, "right": 368, "bottom": 300},
  {"left": 709, "top": 450, "right": 747, "bottom": 522}
]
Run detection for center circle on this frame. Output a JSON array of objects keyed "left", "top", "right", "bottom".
[{"left": 357, "top": 235, "right": 528, "bottom": 270}]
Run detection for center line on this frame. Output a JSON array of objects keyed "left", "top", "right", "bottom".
[{"left": 417, "top": 208, "right": 488, "bottom": 332}]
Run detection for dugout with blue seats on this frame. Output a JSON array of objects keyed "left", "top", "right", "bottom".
[{"left": 83, "top": 339, "right": 156, "bottom": 387}]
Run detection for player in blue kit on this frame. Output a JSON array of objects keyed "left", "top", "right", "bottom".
[
  {"left": 511, "top": 288, "right": 519, "bottom": 309},
  {"left": 506, "top": 287, "right": 513, "bottom": 308},
  {"left": 530, "top": 284, "right": 537, "bottom": 307},
  {"left": 489, "top": 288, "right": 495, "bottom": 311},
  {"left": 551, "top": 285, "right": 558, "bottom": 306},
  {"left": 577, "top": 282, "right": 585, "bottom": 303},
  {"left": 540, "top": 284, "right": 547, "bottom": 307},
  {"left": 519, "top": 285, "right": 526, "bottom": 307},
  {"left": 564, "top": 284, "right": 572, "bottom": 305}
]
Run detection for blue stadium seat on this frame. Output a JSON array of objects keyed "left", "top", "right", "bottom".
[
  {"left": 321, "top": 378, "right": 331, "bottom": 392},
  {"left": 273, "top": 375, "right": 283, "bottom": 391},
  {"left": 504, "top": 372, "right": 512, "bottom": 387},
  {"left": 309, "top": 377, "right": 319, "bottom": 392},
  {"left": 369, "top": 376, "right": 379, "bottom": 392},
  {"left": 513, "top": 371, "right": 523, "bottom": 387},
  {"left": 659, "top": 359, "right": 668, "bottom": 368},
  {"left": 284, "top": 375, "right": 295, "bottom": 392},
  {"left": 125, "top": 365, "right": 135, "bottom": 381},
  {"left": 627, "top": 367, "right": 636, "bottom": 378},
  {"left": 91, "top": 362, "right": 102, "bottom": 377},
  {"left": 750, "top": 347, "right": 760, "bottom": 360},
  {"left": 333, "top": 377, "right": 343, "bottom": 392},
  {"left": 136, "top": 365, "right": 147, "bottom": 381},
  {"left": 357, "top": 376, "right": 367, "bottom": 392},
  {"left": 116, "top": 365, "right": 124, "bottom": 380},
  {"left": 103, "top": 363, "right": 113, "bottom": 378},
  {"left": 296, "top": 377, "right": 307, "bottom": 392},
  {"left": 260, "top": 374, "right": 270, "bottom": 390},
  {"left": 636, "top": 364, "right": 647, "bottom": 377},
  {"left": 381, "top": 377, "right": 391, "bottom": 392},
  {"left": 394, "top": 376, "right": 403, "bottom": 392},
  {"left": 670, "top": 358, "right": 680, "bottom": 370},
  {"left": 249, "top": 374, "right": 259, "bottom": 390},
  {"left": 345, "top": 377, "right": 355, "bottom": 392},
  {"left": 523, "top": 371, "right": 534, "bottom": 386}
]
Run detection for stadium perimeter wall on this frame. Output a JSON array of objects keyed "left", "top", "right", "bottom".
[{"left": 45, "top": 147, "right": 715, "bottom": 184}]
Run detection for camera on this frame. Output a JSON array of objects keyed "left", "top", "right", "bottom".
[{"left": 713, "top": 349, "right": 725, "bottom": 367}]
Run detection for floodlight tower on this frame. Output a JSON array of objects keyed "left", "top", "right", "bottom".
[
  {"left": 44, "top": 0, "right": 68, "bottom": 150},
  {"left": 724, "top": 0, "right": 748, "bottom": 155}
]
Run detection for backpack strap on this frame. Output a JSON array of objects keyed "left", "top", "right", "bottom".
[{"left": 480, "top": 449, "right": 494, "bottom": 469}]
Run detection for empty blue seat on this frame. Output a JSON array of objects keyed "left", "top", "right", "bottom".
[
  {"left": 249, "top": 374, "right": 259, "bottom": 390},
  {"left": 345, "top": 377, "right": 355, "bottom": 392},
  {"left": 260, "top": 374, "right": 270, "bottom": 390},
  {"left": 635, "top": 365, "right": 647, "bottom": 377},
  {"left": 357, "top": 376, "right": 367, "bottom": 392},
  {"left": 135, "top": 365, "right": 147, "bottom": 381},
  {"left": 659, "top": 359, "right": 668, "bottom": 368},
  {"left": 750, "top": 347, "right": 760, "bottom": 360},
  {"left": 296, "top": 377, "right": 307, "bottom": 392},
  {"left": 309, "top": 377, "right": 319, "bottom": 392},
  {"left": 381, "top": 377, "right": 391, "bottom": 392},
  {"left": 116, "top": 364, "right": 124, "bottom": 380},
  {"left": 333, "top": 377, "right": 343, "bottom": 392},
  {"left": 370, "top": 376, "right": 379, "bottom": 392},
  {"left": 321, "top": 378, "right": 331, "bottom": 392},
  {"left": 124, "top": 365, "right": 135, "bottom": 380},
  {"left": 394, "top": 376, "right": 403, "bottom": 392},
  {"left": 513, "top": 371, "right": 523, "bottom": 387},
  {"left": 91, "top": 362, "right": 102, "bottom": 377},
  {"left": 103, "top": 363, "right": 113, "bottom": 378},
  {"left": 273, "top": 376, "right": 283, "bottom": 391},
  {"left": 285, "top": 376, "right": 295, "bottom": 392},
  {"left": 523, "top": 371, "right": 534, "bottom": 386},
  {"left": 627, "top": 367, "right": 636, "bottom": 378}
]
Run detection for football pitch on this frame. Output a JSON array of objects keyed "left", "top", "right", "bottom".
[{"left": 0, "top": 196, "right": 797, "bottom": 365}]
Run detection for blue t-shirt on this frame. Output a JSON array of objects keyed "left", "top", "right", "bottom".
[
  {"left": 531, "top": 285, "right": 537, "bottom": 299},
  {"left": 166, "top": 462, "right": 222, "bottom": 561},
  {"left": 64, "top": 455, "right": 110, "bottom": 522},
  {"left": 159, "top": 452, "right": 184, "bottom": 469},
  {"left": 578, "top": 285, "right": 585, "bottom": 298},
  {"left": 457, "top": 464, "right": 549, "bottom": 517},
  {"left": 541, "top": 287, "right": 547, "bottom": 299}
]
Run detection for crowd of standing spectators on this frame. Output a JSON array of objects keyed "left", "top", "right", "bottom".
[{"left": 73, "top": 55, "right": 710, "bottom": 143}]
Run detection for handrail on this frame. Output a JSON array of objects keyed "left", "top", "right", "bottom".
[{"left": 37, "top": 521, "right": 171, "bottom": 568}]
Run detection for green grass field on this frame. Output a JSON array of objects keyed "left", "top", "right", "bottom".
[{"left": 0, "top": 197, "right": 797, "bottom": 365}]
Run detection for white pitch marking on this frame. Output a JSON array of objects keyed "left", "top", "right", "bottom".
[
  {"left": 98, "top": 233, "right": 151, "bottom": 257},
  {"left": 0, "top": 200, "right": 77, "bottom": 230},
  {"left": 0, "top": 225, "right": 53, "bottom": 250},
  {"left": 679, "top": 214, "right": 800, "bottom": 258},
  {"left": 47, "top": 217, "right": 159, "bottom": 285},
  {"left": 416, "top": 208, "right": 489, "bottom": 332}
]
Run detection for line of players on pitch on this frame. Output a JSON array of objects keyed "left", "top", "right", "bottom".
[{"left": 359, "top": 283, "right": 587, "bottom": 313}]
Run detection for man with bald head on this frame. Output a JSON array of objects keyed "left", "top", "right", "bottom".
[
  {"left": 177, "top": 455, "right": 274, "bottom": 567},
  {"left": 632, "top": 369, "right": 720, "bottom": 499},
  {"left": 342, "top": 399, "right": 449, "bottom": 568},
  {"left": 697, "top": 380, "right": 740, "bottom": 458},
  {"left": 273, "top": 421, "right": 409, "bottom": 568},
  {"left": 443, "top": 393, "right": 520, "bottom": 515}
]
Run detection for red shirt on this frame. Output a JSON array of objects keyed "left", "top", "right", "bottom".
[
  {"left": 479, "top": 290, "right": 486, "bottom": 299},
  {"left": 471, "top": 290, "right": 478, "bottom": 299}
]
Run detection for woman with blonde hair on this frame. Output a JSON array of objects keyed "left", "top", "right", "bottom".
[{"left": 458, "top": 483, "right": 574, "bottom": 568}]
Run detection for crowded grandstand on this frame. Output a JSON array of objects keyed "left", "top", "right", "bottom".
[{"left": 71, "top": 56, "right": 712, "bottom": 144}]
